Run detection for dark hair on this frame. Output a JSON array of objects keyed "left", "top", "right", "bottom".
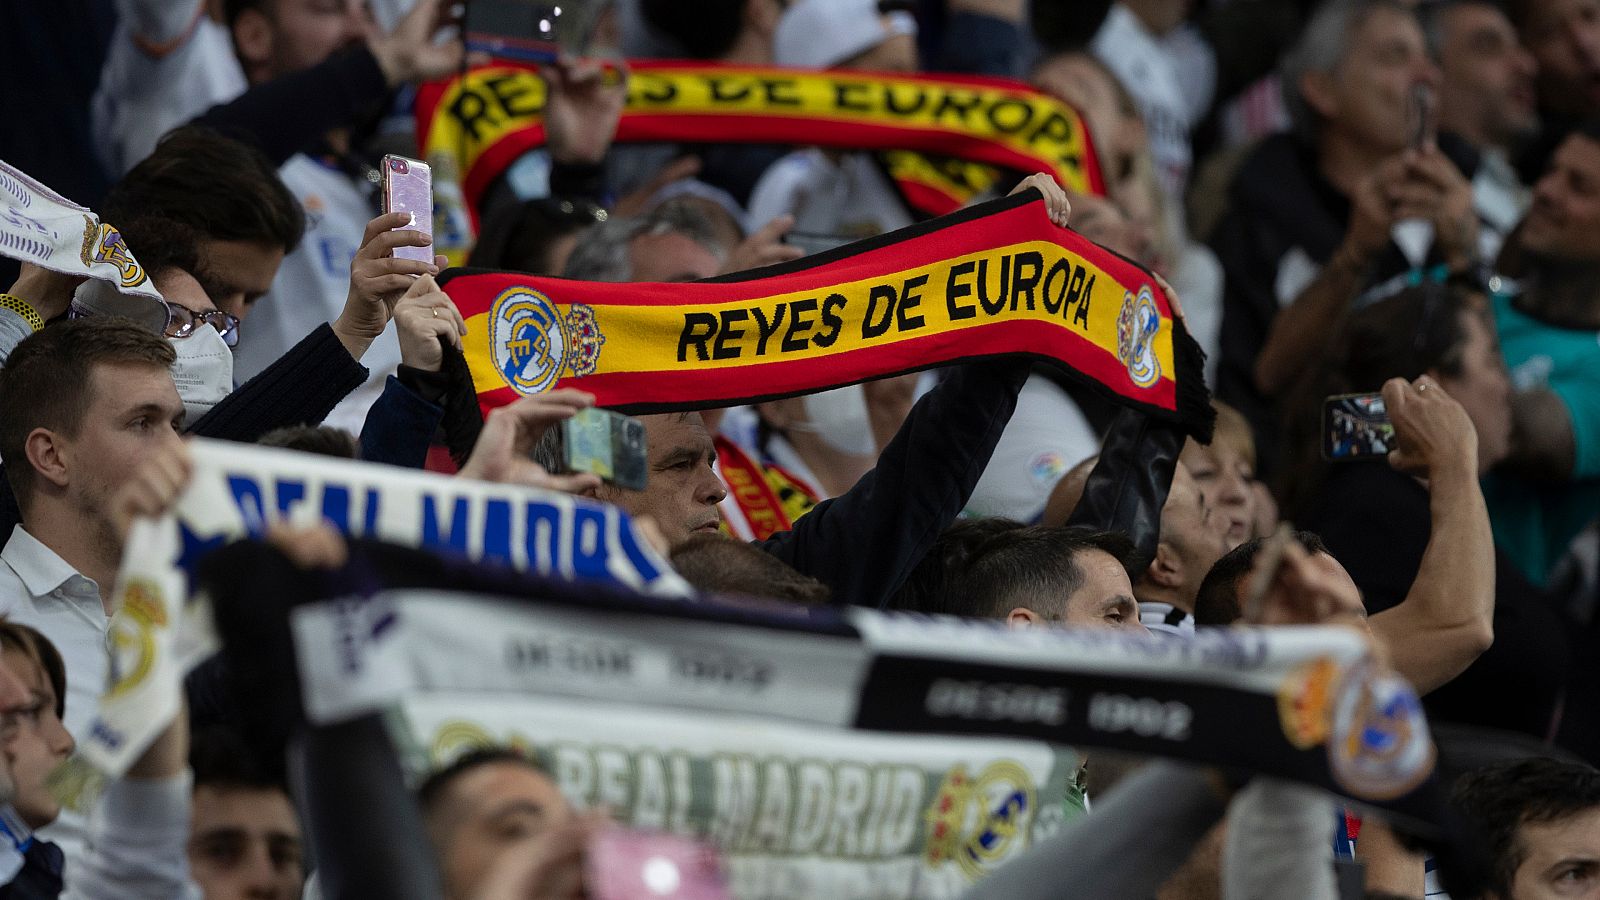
[
  {"left": 258, "top": 425, "right": 361, "bottom": 459},
  {"left": 1453, "top": 758, "right": 1600, "bottom": 896},
  {"left": 897, "top": 519, "right": 1138, "bottom": 618},
  {"left": 417, "top": 747, "right": 545, "bottom": 819},
  {"left": 0, "top": 319, "right": 176, "bottom": 510},
  {"left": 639, "top": 0, "right": 746, "bottom": 59},
  {"left": 669, "top": 533, "right": 831, "bottom": 605},
  {"left": 221, "top": 0, "right": 269, "bottom": 29},
  {"left": 468, "top": 197, "right": 607, "bottom": 274},
  {"left": 1282, "top": 280, "right": 1479, "bottom": 517},
  {"left": 102, "top": 125, "right": 304, "bottom": 254},
  {"left": 117, "top": 216, "right": 202, "bottom": 282},
  {"left": 191, "top": 724, "right": 289, "bottom": 793},
  {"left": 1194, "top": 530, "right": 1330, "bottom": 626},
  {"left": 0, "top": 621, "right": 67, "bottom": 719}
]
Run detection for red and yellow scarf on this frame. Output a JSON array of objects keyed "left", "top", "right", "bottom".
[
  {"left": 417, "top": 60, "right": 1105, "bottom": 222},
  {"left": 440, "top": 190, "right": 1212, "bottom": 439}
]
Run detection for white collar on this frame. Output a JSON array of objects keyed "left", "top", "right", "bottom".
[{"left": 0, "top": 526, "right": 94, "bottom": 597}]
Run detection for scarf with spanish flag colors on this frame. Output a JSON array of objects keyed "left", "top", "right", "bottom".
[
  {"left": 416, "top": 60, "right": 1104, "bottom": 221},
  {"left": 439, "top": 189, "right": 1214, "bottom": 440}
]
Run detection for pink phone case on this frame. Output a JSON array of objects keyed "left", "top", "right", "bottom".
[
  {"left": 585, "top": 827, "right": 730, "bottom": 900},
  {"left": 382, "top": 155, "right": 434, "bottom": 264}
]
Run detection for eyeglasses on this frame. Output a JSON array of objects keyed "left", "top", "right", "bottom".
[
  {"left": 162, "top": 303, "right": 240, "bottom": 347},
  {"left": 70, "top": 300, "right": 240, "bottom": 347}
]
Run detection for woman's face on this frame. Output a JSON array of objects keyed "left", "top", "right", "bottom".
[
  {"left": 1, "top": 652, "right": 72, "bottom": 830},
  {"left": 1434, "top": 311, "right": 1514, "bottom": 473},
  {"left": 1181, "top": 438, "right": 1256, "bottom": 549}
]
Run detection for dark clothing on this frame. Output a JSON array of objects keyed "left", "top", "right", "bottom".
[
  {"left": 1304, "top": 463, "right": 1572, "bottom": 742},
  {"left": 1209, "top": 133, "right": 1472, "bottom": 476},
  {"left": 1067, "top": 408, "right": 1185, "bottom": 569},
  {"left": 191, "top": 45, "right": 390, "bottom": 168},
  {"left": 359, "top": 371, "right": 446, "bottom": 469},
  {"left": 0, "top": 840, "right": 63, "bottom": 899},
  {"left": 756, "top": 359, "right": 1032, "bottom": 609}
]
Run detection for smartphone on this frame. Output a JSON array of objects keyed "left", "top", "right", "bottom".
[
  {"left": 381, "top": 154, "right": 434, "bottom": 265},
  {"left": 1322, "top": 393, "right": 1395, "bottom": 461},
  {"left": 585, "top": 827, "right": 730, "bottom": 900},
  {"left": 560, "top": 407, "right": 648, "bottom": 491},
  {"left": 463, "top": 0, "right": 609, "bottom": 64}
]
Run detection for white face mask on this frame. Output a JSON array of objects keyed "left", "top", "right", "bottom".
[
  {"left": 169, "top": 324, "right": 234, "bottom": 423},
  {"left": 791, "top": 385, "right": 876, "bottom": 456}
]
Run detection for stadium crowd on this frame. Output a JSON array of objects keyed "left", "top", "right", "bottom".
[{"left": 1, "top": 0, "right": 1599, "bottom": 897}]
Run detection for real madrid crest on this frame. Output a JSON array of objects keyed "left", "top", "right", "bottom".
[
  {"left": 1116, "top": 284, "right": 1162, "bottom": 389},
  {"left": 490, "top": 286, "right": 606, "bottom": 395}
]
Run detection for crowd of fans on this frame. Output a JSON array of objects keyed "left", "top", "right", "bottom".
[{"left": 1, "top": 0, "right": 1600, "bottom": 896}]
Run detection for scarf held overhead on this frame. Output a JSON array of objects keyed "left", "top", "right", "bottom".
[
  {"left": 415, "top": 60, "right": 1105, "bottom": 220},
  {"left": 442, "top": 190, "right": 1212, "bottom": 438}
]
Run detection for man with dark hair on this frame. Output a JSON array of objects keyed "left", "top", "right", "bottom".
[
  {"left": 1452, "top": 757, "right": 1600, "bottom": 899},
  {"left": 1194, "top": 530, "right": 1330, "bottom": 626},
  {"left": 1506, "top": 0, "right": 1600, "bottom": 176},
  {"left": 669, "top": 534, "right": 832, "bottom": 605},
  {"left": 188, "top": 726, "right": 304, "bottom": 900},
  {"left": 927, "top": 522, "right": 1147, "bottom": 632},
  {"left": 417, "top": 748, "right": 576, "bottom": 900},
  {"left": 100, "top": 126, "right": 304, "bottom": 321},
  {"left": 0, "top": 319, "right": 182, "bottom": 767}
]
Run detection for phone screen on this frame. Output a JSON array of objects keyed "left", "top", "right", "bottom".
[
  {"left": 560, "top": 408, "right": 649, "bottom": 491},
  {"left": 1322, "top": 393, "right": 1395, "bottom": 461},
  {"left": 382, "top": 155, "right": 434, "bottom": 265},
  {"left": 586, "top": 827, "right": 729, "bottom": 900}
]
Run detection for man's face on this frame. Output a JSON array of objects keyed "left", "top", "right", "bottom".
[
  {"left": 197, "top": 239, "right": 284, "bottom": 321},
  {"left": 1522, "top": 135, "right": 1600, "bottom": 260},
  {"left": 1155, "top": 464, "right": 1230, "bottom": 601},
  {"left": 57, "top": 363, "right": 186, "bottom": 555},
  {"left": 628, "top": 232, "right": 724, "bottom": 283},
  {"left": 1518, "top": 0, "right": 1600, "bottom": 119},
  {"left": 1060, "top": 549, "right": 1148, "bottom": 632},
  {"left": 0, "top": 653, "right": 72, "bottom": 830},
  {"left": 1437, "top": 3, "right": 1539, "bottom": 148},
  {"left": 241, "top": 0, "right": 373, "bottom": 83},
  {"left": 597, "top": 412, "right": 726, "bottom": 548},
  {"left": 432, "top": 762, "right": 572, "bottom": 900},
  {"left": 1505, "top": 807, "right": 1600, "bottom": 899},
  {"left": 188, "top": 785, "right": 304, "bottom": 900},
  {"left": 1309, "top": 7, "right": 1438, "bottom": 155}
]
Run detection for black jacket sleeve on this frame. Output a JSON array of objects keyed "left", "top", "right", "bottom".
[
  {"left": 189, "top": 46, "right": 390, "bottom": 166},
  {"left": 1066, "top": 408, "right": 1186, "bottom": 569},
  {"left": 754, "top": 359, "right": 1032, "bottom": 609},
  {"left": 188, "top": 323, "right": 368, "bottom": 443}
]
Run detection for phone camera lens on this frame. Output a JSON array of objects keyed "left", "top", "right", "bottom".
[{"left": 390, "top": 158, "right": 409, "bottom": 174}]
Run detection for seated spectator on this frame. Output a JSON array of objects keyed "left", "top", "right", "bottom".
[
  {"left": 1421, "top": 0, "right": 1540, "bottom": 258},
  {"left": 668, "top": 534, "right": 832, "bottom": 605},
  {"left": 1211, "top": 0, "right": 1478, "bottom": 474},
  {"left": 1507, "top": 0, "right": 1600, "bottom": 178},
  {"left": 905, "top": 519, "right": 1148, "bottom": 632},
  {"left": 1452, "top": 757, "right": 1600, "bottom": 900},
  {"left": 1180, "top": 400, "right": 1274, "bottom": 548},
  {"left": 187, "top": 726, "right": 304, "bottom": 900},
  {"left": 1484, "top": 123, "right": 1600, "bottom": 589},
  {"left": 1290, "top": 285, "right": 1580, "bottom": 742},
  {"left": 1044, "top": 459, "right": 1229, "bottom": 634},
  {"left": 467, "top": 197, "right": 609, "bottom": 277},
  {"left": 563, "top": 201, "right": 726, "bottom": 283},
  {"left": 416, "top": 749, "right": 579, "bottom": 900}
]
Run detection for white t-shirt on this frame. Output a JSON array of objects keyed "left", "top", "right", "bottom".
[
  {"left": 747, "top": 150, "right": 913, "bottom": 248},
  {"left": 231, "top": 156, "right": 401, "bottom": 433},
  {"left": 966, "top": 375, "right": 1100, "bottom": 522}
]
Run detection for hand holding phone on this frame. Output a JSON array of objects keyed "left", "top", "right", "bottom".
[
  {"left": 585, "top": 827, "right": 730, "bottom": 900},
  {"left": 560, "top": 407, "right": 648, "bottom": 491},
  {"left": 1322, "top": 393, "right": 1395, "bottom": 461},
  {"left": 381, "top": 155, "right": 434, "bottom": 265}
]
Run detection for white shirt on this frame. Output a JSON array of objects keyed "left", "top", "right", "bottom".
[
  {"left": 92, "top": 0, "right": 247, "bottom": 176},
  {"left": 747, "top": 150, "right": 913, "bottom": 247},
  {"left": 64, "top": 772, "right": 202, "bottom": 900},
  {"left": 230, "top": 156, "right": 402, "bottom": 434},
  {"left": 0, "top": 526, "right": 113, "bottom": 865},
  {"left": 1139, "top": 600, "right": 1195, "bottom": 636},
  {"left": 966, "top": 375, "right": 1100, "bottom": 522},
  {"left": 1473, "top": 148, "right": 1531, "bottom": 262}
]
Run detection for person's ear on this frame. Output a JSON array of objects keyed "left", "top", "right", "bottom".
[
  {"left": 232, "top": 7, "right": 275, "bottom": 74},
  {"left": 1145, "top": 541, "right": 1186, "bottom": 591},
  {"left": 23, "top": 428, "right": 71, "bottom": 492},
  {"left": 1006, "top": 607, "right": 1043, "bottom": 629},
  {"left": 1299, "top": 70, "right": 1339, "bottom": 123}
]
